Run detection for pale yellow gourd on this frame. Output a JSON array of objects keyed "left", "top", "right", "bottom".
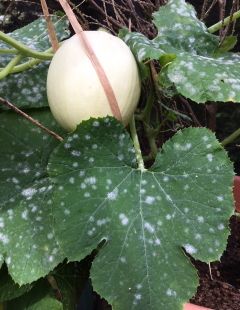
[{"left": 47, "top": 31, "right": 141, "bottom": 131}]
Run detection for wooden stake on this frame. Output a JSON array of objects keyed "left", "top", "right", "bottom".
[
  {"left": 0, "top": 97, "right": 63, "bottom": 142},
  {"left": 40, "top": 0, "right": 59, "bottom": 52}
]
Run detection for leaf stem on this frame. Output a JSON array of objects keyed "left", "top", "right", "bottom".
[
  {"left": 208, "top": 9, "right": 240, "bottom": 33},
  {"left": 0, "top": 31, "right": 53, "bottom": 60},
  {"left": 221, "top": 127, "right": 240, "bottom": 147},
  {"left": 0, "top": 54, "right": 22, "bottom": 80},
  {"left": 0, "top": 48, "right": 52, "bottom": 75},
  {"left": 0, "top": 97, "right": 64, "bottom": 142},
  {"left": 0, "top": 48, "right": 18, "bottom": 54},
  {"left": 129, "top": 115, "right": 146, "bottom": 171},
  {"left": 0, "top": 58, "right": 42, "bottom": 74},
  {"left": 0, "top": 47, "right": 53, "bottom": 75}
]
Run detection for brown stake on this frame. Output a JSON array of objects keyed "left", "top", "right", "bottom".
[
  {"left": 40, "top": 0, "right": 59, "bottom": 52},
  {"left": 0, "top": 97, "right": 64, "bottom": 142},
  {"left": 58, "top": 0, "right": 122, "bottom": 121}
]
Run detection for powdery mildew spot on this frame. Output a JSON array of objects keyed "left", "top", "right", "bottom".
[{"left": 119, "top": 213, "right": 129, "bottom": 226}]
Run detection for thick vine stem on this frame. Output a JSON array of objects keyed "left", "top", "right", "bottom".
[
  {"left": 0, "top": 31, "right": 53, "bottom": 60},
  {"left": 0, "top": 54, "right": 22, "bottom": 80},
  {"left": 208, "top": 9, "right": 240, "bottom": 33},
  {"left": 129, "top": 115, "right": 146, "bottom": 172},
  {"left": 221, "top": 127, "right": 240, "bottom": 147}
]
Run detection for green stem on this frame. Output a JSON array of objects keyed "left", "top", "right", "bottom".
[
  {"left": 1, "top": 57, "right": 42, "bottom": 74},
  {"left": 0, "top": 54, "right": 23, "bottom": 80},
  {"left": 144, "top": 123, "right": 158, "bottom": 159},
  {"left": 0, "top": 47, "right": 52, "bottom": 75},
  {"left": 0, "top": 48, "right": 18, "bottom": 54},
  {"left": 208, "top": 9, "right": 240, "bottom": 33},
  {"left": 148, "top": 136, "right": 158, "bottom": 158},
  {"left": 0, "top": 31, "right": 53, "bottom": 60},
  {"left": 141, "top": 89, "right": 154, "bottom": 122},
  {"left": 221, "top": 127, "right": 240, "bottom": 147},
  {"left": 129, "top": 115, "right": 146, "bottom": 171}
]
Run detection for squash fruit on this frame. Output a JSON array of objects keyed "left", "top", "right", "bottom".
[{"left": 47, "top": 31, "right": 141, "bottom": 131}]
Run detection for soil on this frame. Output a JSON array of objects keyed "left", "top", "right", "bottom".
[{"left": 1, "top": 1, "right": 240, "bottom": 309}]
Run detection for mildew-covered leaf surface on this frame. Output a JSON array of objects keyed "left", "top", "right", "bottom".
[
  {"left": 48, "top": 118, "right": 234, "bottom": 310},
  {"left": 0, "top": 16, "right": 69, "bottom": 109},
  {"left": 120, "top": 0, "right": 240, "bottom": 103},
  {"left": 0, "top": 110, "right": 66, "bottom": 284}
]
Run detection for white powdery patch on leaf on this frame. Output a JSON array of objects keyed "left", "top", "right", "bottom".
[
  {"left": 107, "top": 188, "right": 119, "bottom": 201},
  {"left": 144, "top": 196, "right": 155, "bottom": 205},
  {"left": 119, "top": 213, "right": 129, "bottom": 226},
  {"left": 184, "top": 244, "right": 197, "bottom": 255},
  {"left": 0, "top": 233, "right": 9, "bottom": 245},
  {"left": 21, "top": 187, "right": 38, "bottom": 199}
]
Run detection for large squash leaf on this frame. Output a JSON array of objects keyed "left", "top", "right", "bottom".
[
  {"left": 0, "top": 16, "right": 69, "bottom": 109},
  {"left": 0, "top": 110, "right": 66, "bottom": 284},
  {"left": 120, "top": 0, "right": 240, "bottom": 103},
  {"left": 48, "top": 118, "right": 234, "bottom": 310}
]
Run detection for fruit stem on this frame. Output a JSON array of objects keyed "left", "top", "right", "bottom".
[
  {"left": 129, "top": 115, "right": 146, "bottom": 171},
  {"left": 208, "top": 9, "right": 240, "bottom": 33}
]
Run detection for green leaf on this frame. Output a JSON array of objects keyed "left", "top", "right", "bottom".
[
  {"left": 48, "top": 117, "right": 234, "bottom": 310},
  {"left": 0, "top": 16, "right": 69, "bottom": 109},
  {"left": 0, "top": 110, "right": 66, "bottom": 284},
  {"left": 161, "top": 52, "right": 240, "bottom": 103},
  {"left": 120, "top": 0, "right": 240, "bottom": 103},
  {"left": 0, "top": 265, "right": 32, "bottom": 302},
  {"left": 7, "top": 279, "right": 63, "bottom": 310}
]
